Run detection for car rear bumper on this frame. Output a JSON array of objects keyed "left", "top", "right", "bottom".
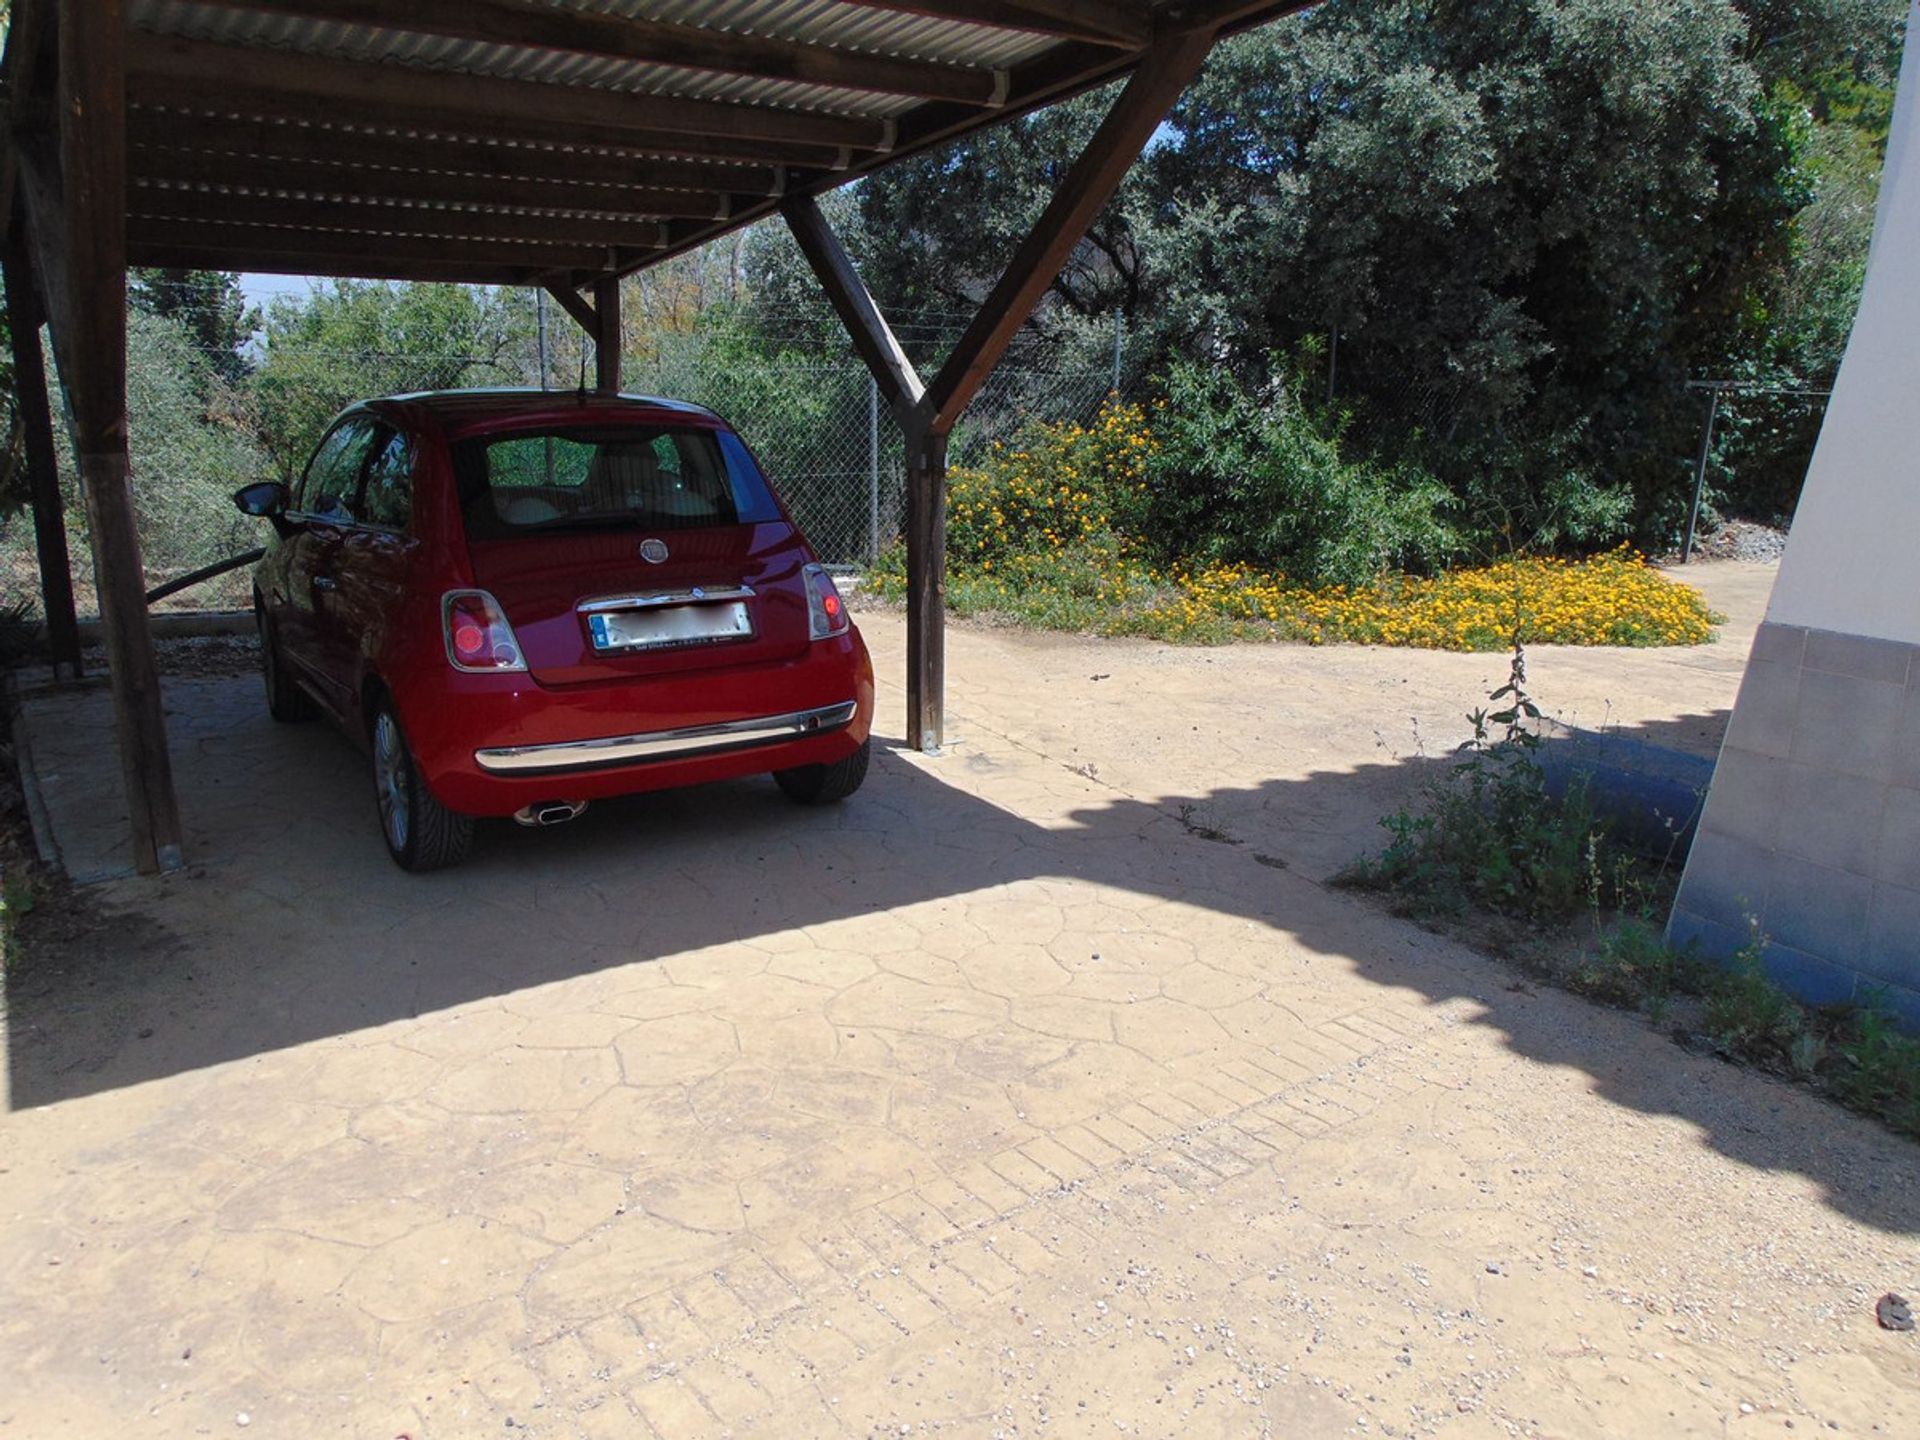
[
  {"left": 396, "top": 629, "right": 874, "bottom": 816},
  {"left": 473, "top": 699, "right": 859, "bottom": 774}
]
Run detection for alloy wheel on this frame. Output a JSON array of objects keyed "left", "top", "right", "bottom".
[{"left": 372, "top": 711, "right": 411, "bottom": 854}]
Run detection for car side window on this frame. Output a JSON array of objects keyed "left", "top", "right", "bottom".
[
  {"left": 359, "top": 426, "right": 414, "bottom": 531},
  {"left": 300, "top": 419, "right": 375, "bottom": 523}
]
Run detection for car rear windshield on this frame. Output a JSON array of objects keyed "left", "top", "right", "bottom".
[{"left": 452, "top": 423, "right": 782, "bottom": 538}]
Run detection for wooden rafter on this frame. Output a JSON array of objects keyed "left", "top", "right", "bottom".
[
  {"left": 124, "top": 216, "right": 630, "bottom": 273},
  {"left": 838, "top": 1, "right": 1152, "bottom": 48},
  {"left": 127, "top": 82, "right": 858, "bottom": 171},
  {"left": 128, "top": 244, "right": 540, "bottom": 286},
  {"left": 129, "top": 157, "right": 735, "bottom": 224},
  {"left": 173, "top": 0, "right": 1012, "bottom": 107},
  {"left": 129, "top": 187, "right": 678, "bottom": 249},
  {"left": 129, "top": 37, "right": 898, "bottom": 152},
  {"left": 128, "top": 116, "right": 788, "bottom": 198}
]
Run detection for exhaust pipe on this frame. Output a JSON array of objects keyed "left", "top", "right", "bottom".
[{"left": 513, "top": 799, "right": 589, "bottom": 828}]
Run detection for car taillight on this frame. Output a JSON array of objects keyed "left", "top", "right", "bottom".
[
  {"left": 443, "top": 590, "right": 527, "bottom": 673},
  {"left": 803, "top": 564, "right": 850, "bottom": 641}
]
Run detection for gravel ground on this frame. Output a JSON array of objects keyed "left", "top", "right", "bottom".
[
  {"left": 77, "top": 631, "right": 260, "bottom": 680},
  {"left": 1663, "top": 518, "right": 1791, "bottom": 565}
]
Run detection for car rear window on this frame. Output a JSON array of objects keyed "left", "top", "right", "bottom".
[{"left": 453, "top": 424, "right": 782, "bottom": 537}]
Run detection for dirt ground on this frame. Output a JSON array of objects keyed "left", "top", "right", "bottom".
[{"left": 2, "top": 558, "right": 1917, "bottom": 1438}]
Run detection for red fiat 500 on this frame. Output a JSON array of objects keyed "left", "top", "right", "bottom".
[{"left": 234, "top": 390, "right": 875, "bottom": 871}]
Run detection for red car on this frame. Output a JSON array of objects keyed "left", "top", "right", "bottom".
[{"left": 234, "top": 390, "right": 875, "bottom": 871}]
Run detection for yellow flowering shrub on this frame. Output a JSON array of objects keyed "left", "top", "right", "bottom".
[
  {"left": 1152, "top": 547, "right": 1720, "bottom": 650},
  {"left": 869, "top": 402, "right": 1719, "bottom": 651},
  {"left": 943, "top": 400, "right": 1154, "bottom": 570}
]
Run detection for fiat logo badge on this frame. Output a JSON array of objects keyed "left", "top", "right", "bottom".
[{"left": 639, "top": 538, "right": 669, "bottom": 564}]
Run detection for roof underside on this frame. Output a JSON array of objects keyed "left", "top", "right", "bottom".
[{"left": 3, "top": 0, "right": 1309, "bottom": 293}]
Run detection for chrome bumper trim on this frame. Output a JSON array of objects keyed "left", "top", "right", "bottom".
[
  {"left": 577, "top": 585, "right": 756, "bottom": 614},
  {"left": 473, "top": 700, "right": 858, "bottom": 775}
]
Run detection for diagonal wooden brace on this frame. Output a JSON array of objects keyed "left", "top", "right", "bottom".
[{"left": 781, "top": 28, "right": 1221, "bottom": 752}]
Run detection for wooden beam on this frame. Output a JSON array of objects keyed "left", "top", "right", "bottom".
[
  {"left": 2, "top": 241, "right": 83, "bottom": 677},
  {"left": 926, "top": 28, "right": 1217, "bottom": 432},
  {"left": 780, "top": 195, "right": 925, "bottom": 417},
  {"left": 125, "top": 217, "right": 626, "bottom": 275},
  {"left": 542, "top": 282, "right": 599, "bottom": 339},
  {"left": 46, "top": 0, "right": 184, "bottom": 873},
  {"left": 176, "top": 0, "right": 1011, "bottom": 107},
  {"left": 837, "top": 1, "right": 1151, "bottom": 48},
  {"left": 129, "top": 36, "right": 897, "bottom": 152},
  {"left": 131, "top": 148, "right": 737, "bottom": 222},
  {"left": 777, "top": 195, "right": 950, "bottom": 750},
  {"left": 902, "top": 425, "right": 949, "bottom": 753},
  {"left": 128, "top": 81, "right": 855, "bottom": 170},
  {"left": 127, "top": 245, "right": 539, "bottom": 287},
  {"left": 0, "top": 0, "right": 56, "bottom": 234},
  {"left": 593, "top": 275, "right": 621, "bottom": 391},
  {"left": 129, "top": 186, "right": 676, "bottom": 251},
  {"left": 4, "top": 0, "right": 56, "bottom": 136},
  {"left": 128, "top": 110, "right": 789, "bottom": 196}
]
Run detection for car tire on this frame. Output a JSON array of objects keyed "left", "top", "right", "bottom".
[
  {"left": 370, "top": 698, "right": 474, "bottom": 872},
  {"left": 258, "top": 610, "right": 318, "bottom": 723},
  {"left": 774, "top": 737, "right": 870, "bottom": 805}
]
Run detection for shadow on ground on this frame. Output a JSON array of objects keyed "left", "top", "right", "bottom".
[{"left": 9, "top": 679, "right": 1913, "bottom": 1237}]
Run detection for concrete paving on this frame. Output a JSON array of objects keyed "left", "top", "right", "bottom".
[{"left": 3, "top": 560, "right": 1917, "bottom": 1438}]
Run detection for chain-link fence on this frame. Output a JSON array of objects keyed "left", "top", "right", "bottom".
[{"left": 0, "top": 313, "right": 1116, "bottom": 624}]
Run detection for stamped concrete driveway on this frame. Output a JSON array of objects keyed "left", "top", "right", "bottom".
[{"left": 4, "top": 561, "right": 1917, "bottom": 1438}]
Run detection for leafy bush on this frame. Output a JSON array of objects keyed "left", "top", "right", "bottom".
[{"left": 1144, "top": 358, "right": 1458, "bottom": 586}]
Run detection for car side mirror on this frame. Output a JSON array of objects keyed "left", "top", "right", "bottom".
[{"left": 233, "top": 481, "right": 291, "bottom": 518}]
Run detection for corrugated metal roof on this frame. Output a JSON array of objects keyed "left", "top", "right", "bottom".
[
  {"left": 97, "top": 1, "right": 1318, "bottom": 283},
  {"left": 131, "top": 0, "right": 1061, "bottom": 120}
]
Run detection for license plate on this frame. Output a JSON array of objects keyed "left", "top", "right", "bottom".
[{"left": 587, "top": 600, "right": 752, "bottom": 652}]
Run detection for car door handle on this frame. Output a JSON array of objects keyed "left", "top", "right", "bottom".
[{"left": 312, "top": 575, "right": 337, "bottom": 592}]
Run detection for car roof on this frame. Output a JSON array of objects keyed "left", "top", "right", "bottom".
[{"left": 364, "top": 388, "right": 723, "bottom": 431}]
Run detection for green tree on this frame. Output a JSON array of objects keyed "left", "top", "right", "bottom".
[
  {"left": 128, "top": 268, "right": 257, "bottom": 384},
  {"left": 245, "top": 280, "right": 523, "bottom": 478},
  {"left": 813, "top": 0, "right": 1904, "bottom": 553}
]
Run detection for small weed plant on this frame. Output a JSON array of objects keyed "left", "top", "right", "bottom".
[
  {"left": 1346, "top": 671, "right": 1920, "bottom": 1141},
  {"left": 1339, "top": 647, "right": 1651, "bottom": 925}
]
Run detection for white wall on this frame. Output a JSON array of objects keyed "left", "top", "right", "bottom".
[{"left": 1766, "top": 1, "right": 1920, "bottom": 644}]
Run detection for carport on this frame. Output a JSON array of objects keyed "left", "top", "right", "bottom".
[{"left": 0, "top": 0, "right": 1307, "bottom": 874}]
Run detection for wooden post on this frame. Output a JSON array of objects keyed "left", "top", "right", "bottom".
[
  {"left": 903, "top": 421, "right": 948, "bottom": 751},
  {"left": 39, "top": 0, "right": 185, "bottom": 872},
  {"left": 593, "top": 274, "right": 621, "bottom": 391},
  {"left": 3, "top": 245, "right": 84, "bottom": 677}
]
